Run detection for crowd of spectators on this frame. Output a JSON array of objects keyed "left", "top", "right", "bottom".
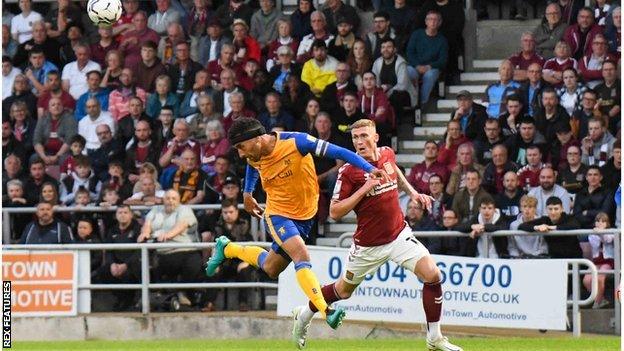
[{"left": 1, "top": 0, "right": 621, "bottom": 311}]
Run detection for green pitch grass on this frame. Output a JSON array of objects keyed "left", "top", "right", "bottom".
[{"left": 11, "top": 337, "right": 620, "bottom": 351}]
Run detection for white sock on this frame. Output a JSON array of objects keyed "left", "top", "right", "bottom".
[
  {"left": 427, "top": 321, "right": 442, "bottom": 340},
  {"left": 300, "top": 305, "right": 316, "bottom": 323}
]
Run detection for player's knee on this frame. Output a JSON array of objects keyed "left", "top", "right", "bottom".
[
  {"left": 263, "top": 262, "right": 281, "bottom": 279},
  {"left": 422, "top": 265, "right": 442, "bottom": 284}
]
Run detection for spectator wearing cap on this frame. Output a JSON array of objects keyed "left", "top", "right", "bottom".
[
  {"left": 119, "top": 12, "right": 162, "bottom": 70},
  {"left": 231, "top": 19, "right": 261, "bottom": 65},
  {"left": 296, "top": 11, "right": 334, "bottom": 63},
  {"left": 505, "top": 116, "right": 547, "bottom": 166},
  {"left": 134, "top": 41, "right": 167, "bottom": 93},
  {"left": 301, "top": 39, "right": 338, "bottom": 97},
  {"left": 365, "top": 12, "right": 395, "bottom": 61},
  {"left": 581, "top": 117, "right": 616, "bottom": 167},
  {"left": 371, "top": 38, "right": 417, "bottom": 116},
  {"left": 484, "top": 60, "right": 521, "bottom": 118},
  {"left": 534, "top": 87, "right": 570, "bottom": 142},
  {"left": 594, "top": 60, "right": 620, "bottom": 136},
  {"left": 23, "top": 46, "right": 58, "bottom": 96},
  {"left": 450, "top": 89, "right": 487, "bottom": 141},
  {"left": 75, "top": 70, "right": 110, "bottom": 122},
  {"left": 406, "top": 10, "right": 448, "bottom": 106},
  {"left": 578, "top": 34, "right": 616, "bottom": 88},
  {"left": 198, "top": 18, "right": 232, "bottom": 67},
  {"left": 13, "top": 20, "right": 62, "bottom": 69},
  {"left": 508, "top": 32, "right": 545, "bottom": 82},
  {"left": 148, "top": 0, "right": 182, "bottom": 37},
  {"left": 407, "top": 140, "right": 449, "bottom": 195},
  {"left": 564, "top": 7, "right": 604, "bottom": 60},
  {"left": 550, "top": 121, "right": 580, "bottom": 171},
  {"left": 61, "top": 43, "right": 102, "bottom": 100},
  {"left": 157, "top": 22, "right": 186, "bottom": 66},
  {"left": 250, "top": 0, "right": 283, "bottom": 49},
  {"left": 20, "top": 202, "right": 74, "bottom": 244},
  {"left": 258, "top": 92, "right": 295, "bottom": 131},
  {"left": 322, "top": 0, "right": 360, "bottom": 35},
  {"left": 518, "top": 62, "right": 551, "bottom": 117},
  {"left": 327, "top": 16, "right": 356, "bottom": 62},
  {"left": 36, "top": 70, "right": 76, "bottom": 119},
  {"left": 214, "top": 0, "right": 254, "bottom": 31}
]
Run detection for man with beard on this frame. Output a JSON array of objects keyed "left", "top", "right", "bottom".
[
  {"left": 505, "top": 116, "right": 546, "bottom": 166},
  {"left": 474, "top": 118, "right": 504, "bottom": 165},
  {"left": 528, "top": 167, "right": 571, "bottom": 216},
  {"left": 23, "top": 158, "right": 58, "bottom": 205},
  {"left": 495, "top": 171, "right": 524, "bottom": 221},
  {"left": 117, "top": 97, "right": 152, "bottom": 147},
  {"left": 581, "top": 117, "right": 616, "bottom": 166},
  {"left": 125, "top": 120, "right": 161, "bottom": 181},
  {"left": 36, "top": 70, "right": 75, "bottom": 119},
  {"left": 20, "top": 202, "right": 73, "bottom": 244}
]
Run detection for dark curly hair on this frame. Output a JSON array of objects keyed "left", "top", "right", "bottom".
[{"left": 228, "top": 117, "right": 266, "bottom": 144}]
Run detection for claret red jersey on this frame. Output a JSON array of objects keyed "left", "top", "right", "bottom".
[{"left": 332, "top": 147, "right": 406, "bottom": 246}]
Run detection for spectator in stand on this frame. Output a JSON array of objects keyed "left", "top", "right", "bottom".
[
  {"left": 542, "top": 41, "right": 577, "bottom": 87},
  {"left": 297, "top": 10, "right": 336, "bottom": 66},
  {"left": 250, "top": 0, "right": 282, "bottom": 49},
  {"left": 266, "top": 20, "right": 299, "bottom": 72},
  {"left": 495, "top": 171, "right": 524, "bottom": 221},
  {"left": 594, "top": 60, "right": 620, "bottom": 135},
  {"left": 95, "top": 205, "right": 142, "bottom": 311},
  {"left": 371, "top": 38, "right": 417, "bottom": 118},
  {"left": 406, "top": 10, "right": 448, "bottom": 107},
  {"left": 474, "top": 118, "right": 504, "bottom": 165},
  {"left": 230, "top": 19, "right": 261, "bottom": 65},
  {"left": 78, "top": 98, "right": 115, "bottom": 152},
  {"left": 594, "top": 0, "right": 611, "bottom": 26},
  {"left": 58, "top": 23, "right": 86, "bottom": 65},
  {"left": 159, "top": 119, "right": 201, "bottom": 169},
  {"left": 407, "top": 140, "right": 449, "bottom": 195},
  {"left": 117, "top": 97, "right": 151, "bottom": 147},
  {"left": 39, "top": 181, "right": 61, "bottom": 205},
  {"left": 482, "top": 144, "right": 518, "bottom": 194},
  {"left": 581, "top": 117, "right": 616, "bottom": 166},
  {"left": 387, "top": 0, "right": 416, "bottom": 50},
  {"left": 446, "top": 142, "right": 485, "bottom": 196},
  {"left": 436, "top": 120, "right": 469, "bottom": 172},
  {"left": 2, "top": 155, "right": 25, "bottom": 195},
  {"left": 200, "top": 120, "right": 230, "bottom": 174},
  {"left": 327, "top": 16, "right": 356, "bottom": 62},
  {"left": 319, "top": 62, "right": 356, "bottom": 116},
  {"left": 556, "top": 68, "right": 586, "bottom": 116},
  {"left": 450, "top": 90, "right": 487, "bottom": 141},
  {"left": 74, "top": 71, "right": 109, "bottom": 121},
  {"left": 365, "top": 11, "right": 395, "bottom": 61},
  {"left": 451, "top": 168, "right": 491, "bottom": 225},
  {"left": 601, "top": 142, "right": 620, "bottom": 190},
  {"left": 500, "top": 94, "right": 527, "bottom": 138},
  {"left": 570, "top": 89, "right": 600, "bottom": 139},
  {"left": 534, "top": 87, "right": 571, "bottom": 142},
  {"left": 534, "top": 3, "right": 567, "bottom": 59},
  {"left": 221, "top": 92, "right": 256, "bottom": 133},
  {"left": 528, "top": 167, "right": 571, "bottom": 216},
  {"left": 3, "top": 56, "right": 21, "bottom": 100},
  {"left": 508, "top": 195, "right": 548, "bottom": 258},
  {"left": 574, "top": 166, "right": 615, "bottom": 228},
  {"left": 516, "top": 145, "right": 547, "bottom": 190},
  {"left": 405, "top": 199, "right": 437, "bottom": 248},
  {"left": 23, "top": 158, "right": 59, "bottom": 207},
  {"left": 557, "top": 144, "right": 587, "bottom": 194},
  {"left": 13, "top": 20, "right": 61, "bottom": 68},
  {"left": 519, "top": 63, "right": 550, "bottom": 117},
  {"left": 146, "top": 75, "right": 180, "bottom": 119},
  {"left": 301, "top": 39, "right": 338, "bottom": 97},
  {"left": 10, "top": 0, "right": 42, "bottom": 44},
  {"left": 3, "top": 179, "right": 30, "bottom": 240},
  {"left": 9, "top": 100, "right": 35, "bottom": 157},
  {"left": 90, "top": 26, "right": 118, "bottom": 68},
  {"left": 180, "top": 70, "right": 213, "bottom": 118},
  {"left": 124, "top": 120, "right": 161, "bottom": 179},
  {"left": 258, "top": 92, "right": 295, "bottom": 131},
  {"left": 33, "top": 97, "right": 77, "bottom": 166},
  {"left": 428, "top": 209, "right": 474, "bottom": 256},
  {"left": 157, "top": 23, "right": 186, "bottom": 66},
  {"left": 134, "top": 41, "right": 167, "bottom": 93},
  {"left": 100, "top": 161, "right": 134, "bottom": 201},
  {"left": 119, "top": 11, "right": 161, "bottom": 72},
  {"left": 147, "top": 0, "right": 182, "bottom": 37},
  {"left": 428, "top": 174, "right": 452, "bottom": 226},
  {"left": 185, "top": 94, "right": 220, "bottom": 140},
  {"left": 584, "top": 212, "right": 615, "bottom": 308},
  {"left": 2, "top": 122, "right": 26, "bottom": 167},
  {"left": 605, "top": 7, "right": 620, "bottom": 58},
  {"left": 333, "top": 91, "right": 365, "bottom": 144},
  {"left": 358, "top": 71, "right": 394, "bottom": 141},
  {"left": 61, "top": 43, "right": 101, "bottom": 100},
  {"left": 346, "top": 39, "right": 372, "bottom": 90},
  {"left": 89, "top": 124, "right": 125, "bottom": 182},
  {"left": 214, "top": 0, "right": 254, "bottom": 30},
  {"left": 291, "top": 0, "right": 314, "bottom": 40},
  {"left": 484, "top": 60, "right": 521, "bottom": 118},
  {"left": 564, "top": 7, "right": 604, "bottom": 60},
  {"left": 207, "top": 44, "right": 243, "bottom": 89},
  {"left": 204, "top": 157, "right": 237, "bottom": 203},
  {"left": 108, "top": 68, "right": 148, "bottom": 121},
  {"left": 59, "top": 155, "right": 101, "bottom": 205},
  {"left": 455, "top": 198, "right": 509, "bottom": 258},
  {"left": 300, "top": 98, "right": 320, "bottom": 133},
  {"left": 323, "top": 0, "right": 359, "bottom": 35},
  {"left": 549, "top": 121, "right": 580, "bottom": 170},
  {"left": 579, "top": 34, "right": 615, "bottom": 88},
  {"left": 166, "top": 149, "right": 207, "bottom": 204},
  {"left": 138, "top": 189, "right": 203, "bottom": 308},
  {"left": 213, "top": 68, "right": 249, "bottom": 116},
  {"left": 167, "top": 41, "right": 204, "bottom": 101},
  {"left": 198, "top": 19, "right": 231, "bottom": 67},
  {"left": 509, "top": 32, "right": 545, "bottom": 82},
  {"left": 124, "top": 175, "right": 165, "bottom": 205},
  {"left": 519, "top": 196, "right": 582, "bottom": 258},
  {"left": 23, "top": 46, "right": 58, "bottom": 96},
  {"left": 100, "top": 50, "right": 124, "bottom": 91},
  {"left": 3, "top": 74, "right": 37, "bottom": 118},
  {"left": 130, "top": 163, "right": 163, "bottom": 193},
  {"left": 19, "top": 202, "right": 73, "bottom": 244},
  {"left": 506, "top": 116, "right": 546, "bottom": 166}
]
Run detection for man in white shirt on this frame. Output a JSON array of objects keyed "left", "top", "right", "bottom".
[
  {"left": 78, "top": 98, "right": 115, "bottom": 152},
  {"left": 61, "top": 43, "right": 102, "bottom": 100},
  {"left": 2, "top": 56, "right": 21, "bottom": 99},
  {"left": 148, "top": 0, "right": 181, "bottom": 37},
  {"left": 10, "top": 0, "right": 42, "bottom": 44}
]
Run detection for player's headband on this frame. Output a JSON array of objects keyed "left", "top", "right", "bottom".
[{"left": 229, "top": 125, "right": 266, "bottom": 145}]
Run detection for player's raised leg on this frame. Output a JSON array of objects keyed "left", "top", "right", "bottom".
[{"left": 205, "top": 236, "right": 272, "bottom": 276}]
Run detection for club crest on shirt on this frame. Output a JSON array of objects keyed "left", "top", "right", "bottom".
[{"left": 383, "top": 162, "right": 394, "bottom": 175}]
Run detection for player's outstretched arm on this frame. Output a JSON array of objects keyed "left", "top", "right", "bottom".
[{"left": 291, "top": 132, "right": 374, "bottom": 171}]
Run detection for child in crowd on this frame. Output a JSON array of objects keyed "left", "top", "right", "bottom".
[
  {"left": 60, "top": 135, "right": 87, "bottom": 179},
  {"left": 60, "top": 155, "right": 102, "bottom": 205},
  {"left": 584, "top": 212, "right": 615, "bottom": 309}
]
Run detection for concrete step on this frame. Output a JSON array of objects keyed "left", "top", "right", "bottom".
[
  {"left": 460, "top": 72, "right": 499, "bottom": 82},
  {"left": 448, "top": 85, "right": 488, "bottom": 94},
  {"left": 476, "top": 19, "right": 541, "bottom": 59},
  {"left": 413, "top": 126, "right": 446, "bottom": 137},
  {"left": 401, "top": 140, "right": 427, "bottom": 150},
  {"left": 396, "top": 153, "right": 424, "bottom": 165},
  {"left": 437, "top": 99, "right": 487, "bottom": 109},
  {"left": 424, "top": 113, "right": 449, "bottom": 122},
  {"left": 473, "top": 59, "right": 502, "bottom": 69}
]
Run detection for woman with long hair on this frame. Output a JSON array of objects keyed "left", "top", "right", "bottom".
[
  {"left": 9, "top": 100, "right": 35, "bottom": 156},
  {"left": 556, "top": 67, "right": 587, "bottom": 115},
  {"left": 346, "top": 39, "right": 372, "bottom": 90}
]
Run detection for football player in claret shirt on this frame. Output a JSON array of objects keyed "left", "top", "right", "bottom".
[
  {"left": 292, "top": 119, "right": 463, "bottom": 351},
  {"left": 205, "top": 117, "right": 388, "bottom": 331}
]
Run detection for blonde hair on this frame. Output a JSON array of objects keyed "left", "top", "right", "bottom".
[
  {"left": 520, "top": 195, "right": 538, "bottom": 208},
  {"left": 350, "top": 119, "right": 376, "bottom": 131}
]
